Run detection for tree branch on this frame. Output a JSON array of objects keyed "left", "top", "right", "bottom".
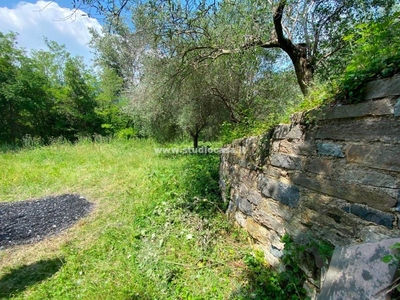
[
  {"left": 316, "top": 41, "right": 347, "bottom": 66},
  {"left": 313, "top": 3, "right": 346, "bottom": 58},
  {"left": 211, "top": 87, "right": 240, "bottom": 123},
  {"left": 273, "top": 1, "right": 287, "bottom": 47}
]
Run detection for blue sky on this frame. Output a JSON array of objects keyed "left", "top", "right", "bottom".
[
  {"left": 0, "top": 0, "right": 75, "bottom": 9},
  {"left": 0, "top": 1, "right": 102, "bottom": 66}
]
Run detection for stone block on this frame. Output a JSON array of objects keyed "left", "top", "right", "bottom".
[
  {"left": 316, "top": 142, "right": 345, "bottom": 158},
  {"left": 346, "top": 144, "right": 400, "bottom": 172},
  {"left": 291, "top": 174, "right": 397, "bottom": 211},
  {"left": 284, "top": 217, "right": 310, "bottom": 240},
  {"left": 304, "top": 158, "right": 334, "bottom": 175},
  {"left": 252, "top": 208, "right": 286, "bottom": 235},
  {"left": 263, "top": 166, "right": 282, "bottom": 179},
  {"left": 395, "top": 97, "right": 400, "bottom": 117},
  {"left": 238, "top": 168, "right": 259, "bottom": 189},
  {"left": 273, "top": 124, "right": 291, "bottom": 139},
  {"left": 303, "top": 197, "right": 360, "bottom": 231},
  {"left": 270, "top": 153, "right": 302, "bottom": 170},
  {"left": 259, "top": 176, "right": 301, "bottom": 208},
  {"left": 226, "top": 201, "right": 236, "bottom": 214},
  {"left": 245, "top": 217, "right": 271, "bottom": 246},
  {"left": 234, "top": 211, "right": 247, "bottom": 228},
  {"left": 278, "top": 139, "right": 315, "bottom": 156},
  {"left": 275, "top": 140, "right": 292, "bottom": 154},
  {"left": 342, "top": 204, "right": 395, "bottom": 229},
  {"left": 269, "top": 230, "right": 285, "bottom": 250},
  {"left": 272, "top": 141, "right": 281, "bottom": 152},
  {"left": 254, "top": 244, "right": 281, "bottom": 267},
  {"left": 270, "top": 245, "right": 284, "bottom": 258},
  {"left": 318, "top": 238, "right": 400, "bottom": 300},
  {"left": 359, "top": 226, "right": 398, "bottom": 243},
  {"left": 273, "top": 124, "right": 303, "bottom": 140},
  {"left": 286, "top": 124, "right": 303, "bottom": 140},
  {"left": 309, "top": 98, "right": 395, "bottom": 120},
  {"left": 339, "top": 167, "right": 397, "bottom": 189},
  {"left": 246, "top": 190, "right": 263, "bottom": 205},
  {"left": 299, "top": 209, "right": 357, "bottom": 241},
  {"left": 236, "top": 195, "right": 253, "bottom": 216},
  {"left": 315, "top": 117, "right": 400, "bottom": 143},
  {"left": 258, "top": 197, "right": 294, "bottom": 221},
  {"left": 290, "top": 112, "right": 306, "bottom": 124},
  {"left": 297, "top": 207, "right": 320, "bottom": 227},
  {"left": 237, "top": 184, "right": 249, "bottom": 197},
  {"left": 364, "top": 74, "right": 400, "bottom": 99}
]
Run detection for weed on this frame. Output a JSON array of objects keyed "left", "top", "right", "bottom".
[{"left": 233, "top": 234, "right": 334, "bottom": 300}]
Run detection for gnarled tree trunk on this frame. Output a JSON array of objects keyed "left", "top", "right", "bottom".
[{"left": 272, "top": 2, "right": 314, "bottom": 96}]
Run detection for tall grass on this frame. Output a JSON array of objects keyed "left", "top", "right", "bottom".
[{"left": 0, "top": 139, "right": 254, "bottom": 299}]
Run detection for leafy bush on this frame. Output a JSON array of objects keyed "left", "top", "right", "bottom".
[
  {"left": 338, "top": 12, "right": 400, "bottom": 102},
  {"left": 116, "top": 127, "right": 137, "bottom": 139},
  {"left": 322, "top": 12, "right": 400, "bottom": 104}
]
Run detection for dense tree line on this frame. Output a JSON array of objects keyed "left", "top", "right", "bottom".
[{"left": 0, "top": 32, "right": 134, "bottom": 146}]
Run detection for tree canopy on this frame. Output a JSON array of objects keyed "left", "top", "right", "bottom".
[{"left": 73, "top": 0, "right": 396, "bottom": 95}]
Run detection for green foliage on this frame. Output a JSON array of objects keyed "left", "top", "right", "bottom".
[
  {"left": 0, "top": 32, "right": 52, "bottom": 145},
  {"left": 336, "top": 12, "right": 400, "bottom": 103},
  {"left": 382, "top": 243, "right": 400, "bottom": 297},
  {"left": 382, "top": 242, "right": 400, "bottom": 267},
  {"left": 234, "top": 234, "right": 334, "bottom": 300},
  {"left": 236, "top": 236, "right": 308, "bottom": 300},
  {"left": 315, "top": 12, "right": 400, "bottom": 104},
  {"left": 219, "top": 70, "right": 302, "bottom": 144},
  {"left": 115, "top": 127, "right": 137, "bottom": 139},
  {"left": 68, "top": 0, "right": 398, "bottom": 146},
  {"left": 0, "top": 31, "right": 136, "bottom": 147},
  {"left": 95, "top": 67, "right": 134, "bottom": 136}
]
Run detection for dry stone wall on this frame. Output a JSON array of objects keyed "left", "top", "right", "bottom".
[{"left": 219, "top": 76, "right": 400, "bottom": 268}]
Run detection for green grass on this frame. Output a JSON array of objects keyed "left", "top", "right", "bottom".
[{"left": 0, "top": 139, "right": 257, "bottom": 299}]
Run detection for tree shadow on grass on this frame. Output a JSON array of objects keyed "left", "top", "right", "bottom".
[{"left": 0, "top": 258, "right": 63, "bottom": 299}]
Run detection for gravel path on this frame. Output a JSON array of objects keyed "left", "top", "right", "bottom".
[{"left": 0, "top": 194, "right": 93, "bottom": 249}]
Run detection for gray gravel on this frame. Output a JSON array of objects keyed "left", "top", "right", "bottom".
[{"left": 0, "top": 194, "right": 93, "bottom": 249}]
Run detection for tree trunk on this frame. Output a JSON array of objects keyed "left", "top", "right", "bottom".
[
  {"left": 289, "top": 44, "right": 314, "bottom": 96},
  {"left": 272, "top": 2, "right": 314, "bottom": 97},
  {"left": 192, "top": 132, "right": 199, "bottom": 149}
]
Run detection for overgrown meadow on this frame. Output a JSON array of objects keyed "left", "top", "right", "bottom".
[{"left": 0, "top": 138, "right": 269, "bottom": 299}]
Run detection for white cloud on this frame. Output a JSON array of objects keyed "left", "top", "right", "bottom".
[{"left": 0, "top": 1, "right": 102, "bottom": 65}]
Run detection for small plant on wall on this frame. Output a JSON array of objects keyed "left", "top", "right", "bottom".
[
  {"left": 381, "top": 243, "right": 400, "bottom": 299},
  {"left": 235, "top": 234, "right": 334, "bottom": 299}
]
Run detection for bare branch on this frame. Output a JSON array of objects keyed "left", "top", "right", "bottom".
[
  {"left": 181, "top": 46, "right": 216, "bottom": 60},
  {"left": 316, "top": 42, "right": 347, "bottom": 66}
]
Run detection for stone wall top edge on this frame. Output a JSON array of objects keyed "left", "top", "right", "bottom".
[
  {"left": 364, "top": 74, "right": 400, "bottom": 100},
  {"left": 305, "top": 98, "right": 397, "bottom": 121}
]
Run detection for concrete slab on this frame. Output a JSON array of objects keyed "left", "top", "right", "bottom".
[{"left": 319, "top": 238, "right": 400, "bottom": 300}]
